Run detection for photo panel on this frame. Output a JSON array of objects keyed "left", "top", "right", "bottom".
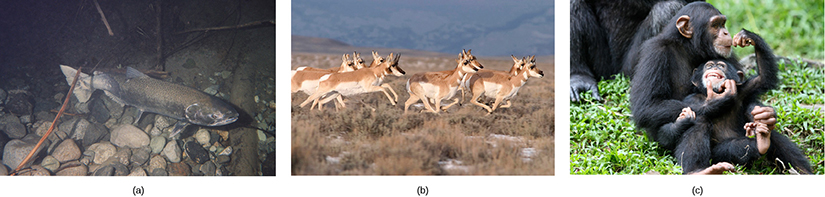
[{"left": 289, "top": 0, "right": 556, "bottom": 176}]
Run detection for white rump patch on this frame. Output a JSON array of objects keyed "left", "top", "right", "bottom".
[{"left": 319, "top": 74, "right": 332, "bottom": 81}]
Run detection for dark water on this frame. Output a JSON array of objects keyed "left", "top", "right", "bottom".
[{"left": 0, "top": 0, "right": 274, "bottom": 176}]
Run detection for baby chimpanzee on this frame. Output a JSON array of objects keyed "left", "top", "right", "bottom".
[{"left": 669, "top": 29, "right": 812, "bottom": 174}]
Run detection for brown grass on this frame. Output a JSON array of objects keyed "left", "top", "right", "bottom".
[{"left": 291, "top": 53, "right": 555, "bottom": 175}]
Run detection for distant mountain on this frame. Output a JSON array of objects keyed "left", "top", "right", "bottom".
[
  {"left": 291, "top": 1, "right": 554, "bottom": 57},
  {"left": 292, "top": 35, "right": 452, "bottom": 57}
]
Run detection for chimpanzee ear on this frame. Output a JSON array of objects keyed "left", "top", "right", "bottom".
[
  {"left": 691, "top": 67, "right": 700, "bottom": 87},
  {"left": 676, "top": 15, "right": 693, "bottom": 39},
  {"left": 736, "top": 71, "right": 745, "bottom": 85}
]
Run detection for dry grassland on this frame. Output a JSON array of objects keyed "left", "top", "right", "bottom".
[{"left": 291, "top": 52, "right": 555, "bottom": 175}]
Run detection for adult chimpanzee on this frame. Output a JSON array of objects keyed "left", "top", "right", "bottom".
[
  {"left": 629, "top": 2, "right": 779, "bottom": 173},
  {"left": 570, "top": 0, "right": 701, "bottom": 102},
  {"left": 672, "top": 31, "right": 812, "bottom": 174}
]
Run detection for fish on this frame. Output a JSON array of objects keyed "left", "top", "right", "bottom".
[{"left": 59, "top": 65, "right": 239, "bottom": 131}]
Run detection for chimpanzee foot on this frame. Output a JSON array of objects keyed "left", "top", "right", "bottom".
[{"left": 690, "top": 162, "right": 734, "bottom": 175}]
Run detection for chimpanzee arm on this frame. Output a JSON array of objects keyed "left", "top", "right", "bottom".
[
  {"left": 656, "top": 116, "right": 696, "bottom": 151},
  {"left": 631, "top": 47, "right": 692, "bottom": 150},
  {"left": 736, "top": 29, "right": 779, "bottom": 98},
  {"left": 683, "top": 92, "right": 735, "bottom": 119},
  {"left": 570, "top": 0, "right": 609, "bottom": 102}
]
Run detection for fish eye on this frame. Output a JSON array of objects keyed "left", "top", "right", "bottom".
[{"left": 210, "top": 114, "right": 218, "bottom": 119}]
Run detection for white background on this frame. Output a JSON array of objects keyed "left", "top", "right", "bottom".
[{"left": 0, "top": 0, "right": 819, "bottom": 196}]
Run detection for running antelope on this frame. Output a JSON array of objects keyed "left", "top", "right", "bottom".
[
  {"left": 369, "top": 50, "right": 384, "bottom": 68},
  {"left": 465, "top": 55, "right": 543, "bottom": 114},
  {"left": 353, "top": 51, "right": 367, "bottom": 69},
  {"left": 404, "top": 49, "right": 484, "bottom": 114},
  {"left": 299, "top": 53, "right": 405, "bottom": 110},
  {"left": 455, "top": 55, "right": 526, "bottom": 104},
  {"left": 291, "top": 54, "right": 359, "bottom": 108}
]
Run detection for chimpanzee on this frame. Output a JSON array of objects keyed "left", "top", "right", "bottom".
[
  {"left": 628, "top": 2, "right": 779, "bottom": 173},
  {"left": 671, "top": 30, "right": 812, "bottom": 174},
  {"left": 570, "top": 0, "right": 702, "bottom": 102}
]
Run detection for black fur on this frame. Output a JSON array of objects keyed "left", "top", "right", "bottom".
[
  {"left": 677, "top": 30, "right": 812, "bottom": 174},
  {"left": 631, "top": 2, "right": 734, "bottom": 154},
  {"left": 570, "top": 0, "right": 700, "bottom": 102}
]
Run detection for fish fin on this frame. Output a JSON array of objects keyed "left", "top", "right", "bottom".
[
  {"left": 126, "top": 67, "right": 148, "bottom": 79},
  {"left": 133, "top": 109, "right": 144, "bottom": 125},
  {"left": 169, "top": 122, "right": 190, "bottom": 139},
  {"left": 59, "top": 65, "right": 94, "bottom": 102}
]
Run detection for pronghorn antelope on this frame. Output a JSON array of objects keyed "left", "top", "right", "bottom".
[
  {"left": 465, "top": 55, "right": 543, "bottom": 114},
  {"left": 353, "top": 51, "right": 367, "bottom": 69},
  {"left": 404, "top": 49, "right": 484, "bottom": 114},
  {"left": 369, "top": 50, "right": 385, "bottom": 68},
  {"left": 299, "top": 53, "right": 405, "bottom": 110},
  {"left": 291, "top": 54, "right": 358, "bottom": 94},
  {"left": 314, "top": 51, "right": 387, "bottom": 110},
  {"left": 454, "top": 55, "right": 526, "bottom": 104},
  {"left": 291, "top": 54, "right": 359, "bottom": 109}
]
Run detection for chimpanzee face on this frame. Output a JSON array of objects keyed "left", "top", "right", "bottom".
[
  {"left": 708, "top": 15, "right": 733, "bottom": 58},
  {"left": 692, "top": 60, "right": 743, "bottom": 93}
]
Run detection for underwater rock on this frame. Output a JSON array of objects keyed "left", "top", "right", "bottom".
[
  {"left": 0, "top": 115, "right": 26, "bottom": 139},
  {"left": 55, "top": 161, "right": 87, "bottom": 176},
  {"left": 262, "top": 152, "right": 275, "bottom": 176},
  {"left": 111, "top": 147, "right": 132, "bottom": 166},
  {"left": 40, "top": 155, "right": 60, "bottom": 172},
  {"left": 185, "top": 141, "right": 209, "bottom": 164},
  {"left": 93, "top": 165, "right": 114, "bottom": 176},
  {"left": 128, "top": 167, "right": 146, "bottom": 176},
  {"left": 130, "top": 147, "right": 151, "bottom": 165},
  {"left": 168, "top": 162, "right": 190, "bottom": 176},
  {"left": 52, "top": 139, "right": 81, "bottom": 163},
  {"left": 17, "top": 165, "right": 50, "bottom": 176},
  {"left": 216, "top": 155, "right": 230, "bottom": 164},
  {"left": 182, "top": 58, "right": 196, "bottom": 68},
  {"left": 200, "top": 161, "right": 217, "bottom": 176},
  {"left": 194, "top": 129, "right": 210, "bottom": 146},
  {"left": 111, "top": 162, "right": 130, "bottom": 176},
  {"left": 204, "top": 85, "right": 219, "bottom": 95},
  {"left": 162, "top": 140, "right": 181, "bottom": 163},
  {"left": 86, "top": 142, "right": 116, "bottom": 164},
  {"left": 5, "top": 89, "right": 33, "bottom": 116},
  {"left": 0, "top": 88, "right": 6, "bottom": 105},
  {"left": 110, "top": 124, "right": 150, "bottom": 149},
  {"left": 150, "top": 168, "right": 168, "bottom": 176},
  {"left": 89, "top": 97, "right": 110, "bottom": 123},
  {"left": 3, "top": 135, "right": 48, "bottom": 169},
  {"left": 80, "top": 120, "right": 108, "bottom": 147},
  {"left": 148, "top": 155, "right": 167, "bottom": 171},
  {"left": 0, "top": 131, "right": 9, "bottom": 159},
  {"left": 149, "top": 136, "right": 166, "bottom": 154}
]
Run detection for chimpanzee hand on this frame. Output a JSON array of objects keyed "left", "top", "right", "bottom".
[
  {"left": 571, "top": 75, "right": 602, "bottom": 102},
  {"left": 706, "top": 79, "right": 736, "bottom": 101},
  {"left": 676, "top": 107, "right": 695, "bottom": 121},
  {"left": 733, "top": 29, "right": 755, "bottom": 47},
  {"left": 745, "top": 122, "right": 771, "bottom": 154},
  {"left": 751, "top": 106, "right": 777, "bottom": 130}
]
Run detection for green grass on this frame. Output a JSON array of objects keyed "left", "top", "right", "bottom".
[
  {"left": 570, "top": 59, "right": 824, "bottom": 175},
  {"left": 708, "top": 0, "right": 824, "bottom": 61}
]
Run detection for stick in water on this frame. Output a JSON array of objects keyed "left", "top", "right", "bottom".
[
  {"left": 93, "top": 0, "right": 114, "bottom": 36},
  {"left": 11, "top": 67, "right": 81, "bottom": 175}
]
